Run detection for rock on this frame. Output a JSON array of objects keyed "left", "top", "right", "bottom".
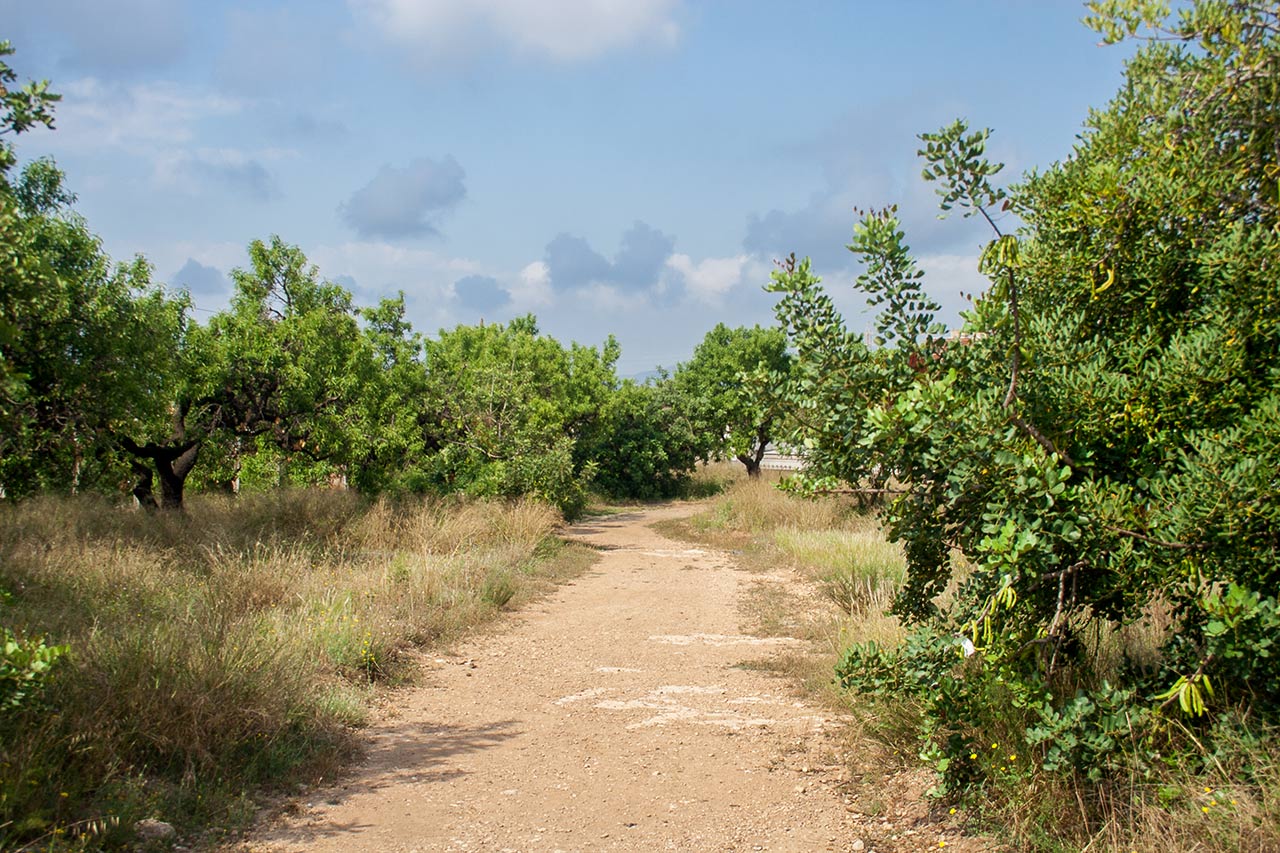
[
  {"left": 134, "top": 819, "right": 175, "bottom": 841},
  {"left": 851, "top": 840, "right": 865, "bottom": 851}
]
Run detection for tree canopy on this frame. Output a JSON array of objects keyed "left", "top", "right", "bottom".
[
  {"left": 767, "top": 0, "right": 1280, "bottom": 800},
  {"left": 673, "top": 323, "right": 790, "bottom": 477}
]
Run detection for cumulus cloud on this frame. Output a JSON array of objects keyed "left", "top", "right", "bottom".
[
  {"left": 612, "top": 221, "right": 676, "bottom": 289},
  {"left": 309, "top": 240, "right": 482, "bottom": 330},
  {"left": 740, "top": 102, "right": 1009, "bottom": 330},
  {"left": 741, "top": 100, "right": 1003, "bottom": 274},
  {"left": 664, "top": 253, "right": 759, "bottom": 305},
  {"left": 0, "top": 0, "right": 189, "bottom": 76},
  {"left": 171, "top": 258, "right": 229, "bottom": 303},
  {"left": 743, "top": 191, "right": 861, "bottom": 273},
  {"left": 340, "top": 156, "right": 467, "bottom": 240},
  {"left": 350, "top": 0, "right": 682, "bottom": 64},
  {"left": 453, "top": 274, "right": 511, "bottom": 314},
  {"left": 510, "top": 260, "right": 553, "bottom": 310},
  {"left": 543, "top": 221, "right": 676, "bottom": 292},
  {"left": 544, "top": 233, "right": 612, "bottom": 290}
]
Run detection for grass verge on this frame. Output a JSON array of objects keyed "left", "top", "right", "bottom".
[{"left": 0, "top": 490, "right": 592, "bottom": 851}]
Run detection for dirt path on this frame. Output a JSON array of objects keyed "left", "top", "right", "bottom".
[{"left": 237, "top": 504, "right": 866, "bottom": 852}]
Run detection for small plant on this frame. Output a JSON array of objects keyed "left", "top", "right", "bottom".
[{"left": 0, "top": 625, "right": 67, "bottom": 712}]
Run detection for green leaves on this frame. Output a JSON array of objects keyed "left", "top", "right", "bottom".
[
  {"left": 768, "top": 0, "right": 1280, "bottom": 799},
  {"left": 0, "top": 41, "right": 60, "bottom": 174},
  {"left": 918, "top": 120, "right": 1006, "bottom": 222},
  {"left": 671, "top": 322, "right": 791, "bottom": 476},
  {"left": 0, "top": 626, "right": 68, "bottom": 711}
]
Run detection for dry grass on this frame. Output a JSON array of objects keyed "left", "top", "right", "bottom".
[
  {"left": 0, "top": 490, "right": 585, "bottom": 850},
  {"left": 657, "top": 476, "right": 910, "bottom": 712},
  {"left": 671, "top": 476, "right": 908, "bottom": 647},
  {"left": 997, "top": 722, "right": 1280, "bottom": 853}
]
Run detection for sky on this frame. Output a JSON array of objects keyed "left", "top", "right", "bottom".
[{"left": 3, "top": 1, "right": 1138, "bottom": 376}]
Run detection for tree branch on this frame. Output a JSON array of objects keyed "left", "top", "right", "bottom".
[{"left": 1102, "top": 523, "right": 1206, "bottom": 551}]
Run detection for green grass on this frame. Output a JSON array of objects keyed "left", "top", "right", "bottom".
[{"left": 0, "top": 490, "right": 590, "bottom": 851}]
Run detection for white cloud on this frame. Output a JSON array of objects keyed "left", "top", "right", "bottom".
[
  {"left": 665, "top": 252, "right": 755, "bottom": 304},
  {"left": 312, "top": 241, "right": 481, "bottom": 290},
  {"left": 309, "top": 240, "right": 485, "bottom": 330},
  {"left": 48, "top": 78, "right": 244, "bottom": 150},
  {"left": 510, "top": 260, "right": 554, "bottom": 309},
  {"left": 24, "top": 79, "right": 288, "bottom": 199},
  {"left": 350, "top": 0, "right": 682, "bottom": 63},
  {"left": 579, "top": 282, "right": 650, "bottom": 313}
]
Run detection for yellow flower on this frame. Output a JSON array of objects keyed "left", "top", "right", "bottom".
[
  {"left": 948, "top": 807, "right": 957, "bottom": 815},
  {"left": 969, "top": 753, "right": 977, "bottom": 759}
]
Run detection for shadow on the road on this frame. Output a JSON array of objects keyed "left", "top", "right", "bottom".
[
  {"left": 260, "top": 719, "right": 522, "bottom": 846},
  {"left": 364, "top": 718, "right": 522, "bottom": 776},
  {"left": 562, "top": 511, "right": 647, "bottom": 539}
]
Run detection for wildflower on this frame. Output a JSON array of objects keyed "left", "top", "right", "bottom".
[
  {"left": 969, "top": 753, "right": 977, "bottom": 759},
  {"left": 948, "top": 807, "right": 956, "bottom": 815}
]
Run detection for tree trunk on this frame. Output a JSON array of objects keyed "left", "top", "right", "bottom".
[
  {"left": 155, "top": 443, "right": 199, "bottom": 510},
  {"left": 131, "top": 459, "right": 158, "bottom": 509},
  {"left": 738, "top": 422, "right": 771, "bottom": 480},
  {"left": 121, "top": 433, "right": 201, "bottom": 511}
]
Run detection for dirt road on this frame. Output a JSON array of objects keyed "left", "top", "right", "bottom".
[{"left": 239, "top": 504, "right": 863, "bottom": 852}]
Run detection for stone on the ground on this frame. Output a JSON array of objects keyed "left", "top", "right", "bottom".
[{"left": 135, "top": 818, "right": 176, "bottom": 841}]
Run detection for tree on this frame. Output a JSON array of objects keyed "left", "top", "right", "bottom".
[
  {"left": 122, "top": 237, "right": 376, "bottom": 509},
  {"left": 767, "top": 0, "right": 1280, "bottom": 801},
  {"left": 578, "top": 379, "right": 703, "bottom": 500},
  {"left": 347, "top": 293, "right": 433, "bottom": 494},
  {"left": 673, "top": 323, "right": 790, "bottom": 477},
  {"left": 0, "top": 161, "right": 187, "bottom": 499},
  {"left": 414, "top": 316, "right": 619, "bottom": 516}
]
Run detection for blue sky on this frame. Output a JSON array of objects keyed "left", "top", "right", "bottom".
[{"left": 3, "top": 1, "right": 1136, "bottom": 375}]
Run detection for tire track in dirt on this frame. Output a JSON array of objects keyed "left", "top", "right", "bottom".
[{"left": 235, "top": 504, "right": 861, "bottom": 852}]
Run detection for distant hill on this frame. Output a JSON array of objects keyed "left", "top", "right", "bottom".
[{"left": 624, "top": 368, "right": 666, "bottom": 384}]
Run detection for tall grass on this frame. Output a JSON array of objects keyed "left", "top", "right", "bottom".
[
  {"left": 674, "top": 476, "right": 906, "bottom": 643},
  {"left": 0, "top": 490, "right": 576, "bottom": 850}
]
